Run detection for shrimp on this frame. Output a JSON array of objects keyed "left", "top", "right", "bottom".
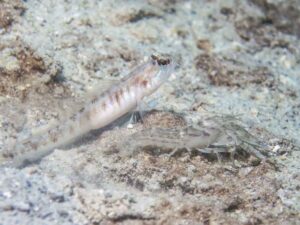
[
  {"left": 1, "top": 55, "right": 175, "bottom": 167},
  {"left": 121, "top": 125, "right": 223, "bottom": 157},
  {"left": 121, "top": 119, "right": 275, "bottom": 163}
]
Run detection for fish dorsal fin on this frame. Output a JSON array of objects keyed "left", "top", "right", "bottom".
[{"left": 85, "top": 78, "right": 120, "bottom": 101}]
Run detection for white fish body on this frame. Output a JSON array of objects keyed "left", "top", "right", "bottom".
[{"left": 1, "top": 55, "right": 175, "bottom": 167}]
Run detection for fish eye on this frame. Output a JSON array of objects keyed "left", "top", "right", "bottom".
[{"left": 150, "top": 54, "right": 171, "bottom": 66}]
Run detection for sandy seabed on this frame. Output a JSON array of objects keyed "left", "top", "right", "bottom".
[{"left": 0, "top": 0, "right": 299, "bottom": 224}]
